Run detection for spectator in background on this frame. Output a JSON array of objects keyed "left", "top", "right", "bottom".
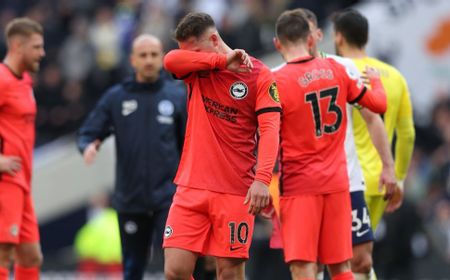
[
  {"left": 77, "top": 34, "right": 186, "bottom": 280},
  {"left": 139, "top": 1, "right": 173, "bottom": 49},
  {"left": 34, "top": 63, "right": 65, "bottom": 144},
  {"left": 74, "top": 193, "right": 122, "bottom": 278},
  {"left": 431, "top": 98, "right": 450, "bottom": 197},
  {"left": 59, "top": 16, "right": 95, "bottom": 82},
  {"left": 90, "top": 6, "right": 121, "bottom": 72},
  {"left": 427, "top": 200, "right": 450, "bottom": 262},
  {"left": 425, "top": 98, "right": 450, "bottom": 264},
  {"left": 372, "top": 200, "right": 424, "bottom": 280}
]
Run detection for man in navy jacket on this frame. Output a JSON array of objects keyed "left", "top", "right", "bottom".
[{"left": 77, "top": 34, "right": 186, "bottom": 280}]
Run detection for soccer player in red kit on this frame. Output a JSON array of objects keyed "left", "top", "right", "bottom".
[
  {"left": 0, "top": 18, "right": 45, "bottom": 280},
  {"left": 272, "top": 11, "right": 386, "bottom": 280},
  {"left": 162, "top": 12, "right": 281, "bottom": 280}
]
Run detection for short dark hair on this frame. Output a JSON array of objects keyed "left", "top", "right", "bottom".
[
  {"left": 275, "top": 10, "right": 311, "bottom": 44},
  {"left": 294, "top": 8, "right": 318, "bottom": 28},
  {"left": 174, "top": 12, "right": 216, "bottom": 41},
  {"left": 5, "top": 17, "right": 43, "bottom": 42},
  {"left": 332, "top": 9, "right": 368, "bottom": 49}
]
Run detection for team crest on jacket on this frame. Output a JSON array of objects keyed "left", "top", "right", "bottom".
[
  {"left": 157, "top": 100, "right": 175, "bottom": 124},
  {"left": 158, "top": 100, "right": 174, "bottom": 116},
  {"left": 122, "top": 100, "right": 138, "bottom": 116},
  {"left": 229, "top": 81, "right": 248, "bottom": 100}
]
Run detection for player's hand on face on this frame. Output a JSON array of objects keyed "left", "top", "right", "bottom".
[
  {"left": 226, "top": 49, "right": 253, "bottom": 73},
  {"left": 379, "top": 165, "right": 397, "bottom": 201},
  {"left": 244, "top": 180, "right": 270, "bottom": 215},
  {"left": 0, "top": 155, "right": 22, "bottom": 176},
  {"left": 83, "top": 141, "right": 100, "bottom": 165},
  {"left": 385, "top": 183, "right": 404, "bottom": 213}
]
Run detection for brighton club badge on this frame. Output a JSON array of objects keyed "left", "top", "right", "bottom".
[{"left": 229, "top": 81, "right": 248, "bottom": 100}]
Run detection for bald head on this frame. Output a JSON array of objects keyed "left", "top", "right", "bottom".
[
  {"left": 131, "top": 34, "right": 163, "bottom": 54},
  {"left": 130, "top": 34, "right": 164, "bottom": 83}
]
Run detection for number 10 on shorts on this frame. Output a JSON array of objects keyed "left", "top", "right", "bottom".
[{"left": 228, "top": 222, "right": 249, "bottom": 246}]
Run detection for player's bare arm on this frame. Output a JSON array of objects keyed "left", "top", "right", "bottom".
[
  {"left": 83, "top": 139, "right": 101, "bottom": 165},
  {"left": 360, "top": 109, "right": 396, "bottom": 200},
  {"left": 0, "top": 154, "right": 22, "bottom": 176}
]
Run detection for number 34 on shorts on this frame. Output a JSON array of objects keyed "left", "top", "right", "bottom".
[
  {"left": 350, "top": 191, "right": 374, "bottom": 244},
  {"left": 352, "top": 207, "right": 371, "bottom": 236}
]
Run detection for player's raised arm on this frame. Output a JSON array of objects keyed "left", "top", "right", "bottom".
[
  {"left": 347, "top": 66, "right": 387, "bottom": 114},
  {"left": 163, "top": 48, "right": 253, "bottom": 78},
  {"left": 163, "top": 49, "right": 228, "bottom": 78},
  {"left": 225, "top": 49, "right": 253, "bottom": 73}
]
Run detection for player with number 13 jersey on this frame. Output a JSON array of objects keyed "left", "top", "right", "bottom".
[{"left": 273, "top": 10, "right": 387, "bottom": 274}]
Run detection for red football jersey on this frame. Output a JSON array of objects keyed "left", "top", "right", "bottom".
[
  {"left": 164, "top": 51, "right": 281, "bottom": 196},
  {"left": 274, "top": 56, "right": 385, "bottom": 196},
  {"left": 0, "top": 64, "right": 36, "bottom": 191}
]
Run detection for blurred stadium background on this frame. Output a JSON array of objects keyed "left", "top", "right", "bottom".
[{"left": 1, "top": 0, "right": 450, "bottom": 279}]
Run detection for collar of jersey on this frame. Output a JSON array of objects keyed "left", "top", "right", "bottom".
[
  {"left": 286, "top": 56, "right": 315, "bottom": 64},
  {"left": 1, "top": 63, "right": 24, "bottom": 80}
]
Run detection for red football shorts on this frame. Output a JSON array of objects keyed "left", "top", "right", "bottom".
[
  {"left": 280, "top": 190, "right": 352, "bottom": 264},
  {"left": 0, "top": 182, "right": 40, "bottom": 244},
  {"left": 163, "top": 186, "right": 255, "bottom": 258}
]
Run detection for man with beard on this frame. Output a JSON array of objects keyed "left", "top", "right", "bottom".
[
  {"left": 0, "top": 18, "right": 45, "bottom": 280},
  {"left": 333, "top": 9, "right": 415, "bottom": 280}
]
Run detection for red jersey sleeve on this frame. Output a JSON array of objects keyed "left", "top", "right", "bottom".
[
  {"left": 163, "top": 49, "right": 228, "bottom": 79},
  {"left": 343, "top": 66, "right": 387, "bottom": 114},
  {"left": 255, "top": 112, "right": 280, "bottom": 185},
  {"left": 255, "top": 66, "right": 282, "bottom": 114},
  {"left": 254, "top": 66, "right": 281, "bottom": 185}
]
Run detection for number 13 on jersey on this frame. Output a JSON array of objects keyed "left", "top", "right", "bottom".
[{"left": 305, "top": 87, "right": 343, "bottom": 137}]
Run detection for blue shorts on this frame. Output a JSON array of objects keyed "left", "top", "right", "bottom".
[{"left": 351, "top": 191, "right": 374, "bottom": 245}]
